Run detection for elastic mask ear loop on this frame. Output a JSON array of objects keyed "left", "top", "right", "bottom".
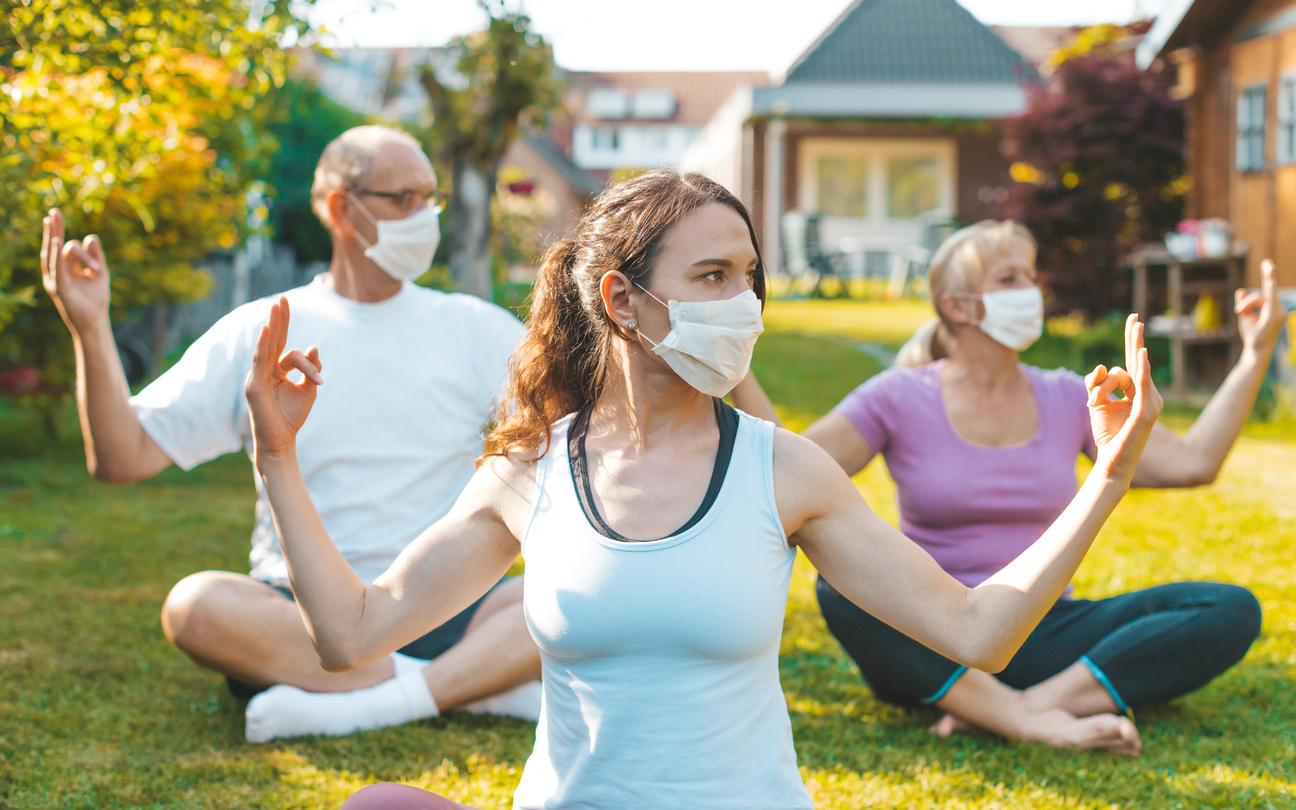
[
  {"left": 631, "top": 281, "right": 667, "bottom": 349},
  {"left": 347, "top": 193, "right": 379, "bottom": 251},
  {"left": 950, "top": 290, "right": 985, "bottom": 328}
]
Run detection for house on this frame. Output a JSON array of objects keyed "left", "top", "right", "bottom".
[
  {"left": 681, "top": 0, "right": 1043, "bottom": 272},
  {"left": 1137, "top": 0, "right": 1296, "bottom": 288},
  {"left": 294, "top": 47, "right": 603, "bottom": 247},
  {"left": 560, "top": 71, "right": 770, "bottom": 181}
]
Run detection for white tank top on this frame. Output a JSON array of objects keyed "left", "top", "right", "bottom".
[{"left": 513, "top": 403, "right": 814, "bottom": 810}]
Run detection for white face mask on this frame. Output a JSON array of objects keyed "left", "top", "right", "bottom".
[
  {"left": 633, "top": 283, "right": 764, "bottom": 397},
  {"left": 350, "top": 196, "right": 441, "bottom": 282},
  {"left": 963, "top": 286, "right": 1044, "bottom": 351}
]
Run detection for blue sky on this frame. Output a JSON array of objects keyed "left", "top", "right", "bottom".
[{"left": 306, "top": 0, "right": 1179, "bottom": 76}]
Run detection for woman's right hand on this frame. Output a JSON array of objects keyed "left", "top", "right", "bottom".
[
  {"left": 245, "top": 297, "right": 324, "bottom": 466},
  {"left": 1085, "top": 314, "right": 1164, "bottom": 485}
]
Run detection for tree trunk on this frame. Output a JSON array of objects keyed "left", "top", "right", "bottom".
[{"left": 448, "top": 161, "right": 494, "bottom": 301}]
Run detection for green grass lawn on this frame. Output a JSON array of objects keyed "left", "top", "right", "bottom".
[{"left": 2, "top": 300, "right": 1295, "bottom": 809}]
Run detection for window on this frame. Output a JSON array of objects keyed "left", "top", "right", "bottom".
[
  {"left": 1237, "top": 84, "right": 1267, "bottom": 172},
  {"left": 887, "top": 156, "right": 941, "bottom": 219},
  {"left": 815, "top": 155, "right": 869, "bottom": 218},
  {"left": 1278, "top": 76, "right": 1296, "bottom": 165},
  {"left": 591, "top": 127, "right": 620, "bottom": 152},
  {"left": 642, "top": 127, "right": 670, "bottom": 151},
  {"left": 632, "top": 90, "right": 676, "bottom": 120},
  {"left": 587, "top": 88, "right": 629, "bottom": 119},
  {"left": 799, "top": 139, "right": 953, "bottom": 225}
]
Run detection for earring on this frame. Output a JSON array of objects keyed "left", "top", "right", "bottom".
[{"left": 627, "top": 321, "right": 636, "bottom": 330}]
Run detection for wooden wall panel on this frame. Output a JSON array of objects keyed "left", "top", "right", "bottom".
[
  {"left": 1231, "top": 37, "right": 1277, "bottom": 286},
  {"left": 1191, "top": 46, "right": 1235, "bottom": 220},
  {"left": 1275, "top": 168, "right": 1296, "bottom": 286}
]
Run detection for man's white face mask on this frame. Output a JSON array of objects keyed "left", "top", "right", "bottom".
[
  {"left": 349, "top": 194, "right": 441, "bottom": 282},
  {"left": 957, "top": 286, "right": 1045, "bottom": 351},
  {"left": 632, "top": 282, "right": 765, "bottom": 397}
]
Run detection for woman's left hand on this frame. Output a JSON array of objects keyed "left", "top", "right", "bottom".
[
  {"left": 1086, "top": 314, "right": 1164, "bottom": 484},
  {"left": 1236, "top": 259, "right": 1287, "bottom": 355}
]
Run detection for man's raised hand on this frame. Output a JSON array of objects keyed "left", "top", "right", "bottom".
[
  {"left": 1085, "top": 314, "right": 1164, "bottom": 484},
  {"left": 41, "top": 208, "right": 110, "bottom": 335},
  {"left": 245, "top": 297, "right": 324, "bottom": 466}
]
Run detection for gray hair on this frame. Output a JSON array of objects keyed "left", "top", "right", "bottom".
[{"left": 310, "top": 125, "right": 424, "bottom": 229}]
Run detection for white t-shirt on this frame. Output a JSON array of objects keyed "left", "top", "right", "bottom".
[{"left": 131, "top": 276, "right": 524, "bottom": 585}]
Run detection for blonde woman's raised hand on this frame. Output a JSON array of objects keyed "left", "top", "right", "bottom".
[
  {"left": 244, "top": 297, "right": 324, "bottom": 466},
  {"left": 1084, "top": 314, "right": 1164, "bottom": 484},
  {"left": 41, "top": 208, "right": 110, "bottom": 335},
  {"left": 1236, "top": 259, "right": 1287, "bottom": 354}
]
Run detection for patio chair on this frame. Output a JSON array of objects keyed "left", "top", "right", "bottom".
[
  {"left": 781, "top": 211, "right": 848, "bottom": 299},
  {"left": 885, "top": 213, "right": 960, "bottom": 300}
]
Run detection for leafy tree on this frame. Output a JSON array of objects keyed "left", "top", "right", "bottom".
[
  {"left": 262, "top": 75, "right": 369, "bottom": 265},
  {"left": 0, "top": 0, "right": 308, "bottom": 433},
  {"left": 418, "top": 1, "right": 563, "bottom": 300},
  {"left": 999, "top": 23, "right": 1186, "bottom": 318}
]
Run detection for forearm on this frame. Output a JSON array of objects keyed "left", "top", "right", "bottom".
[
  {"left": 257, "top": 450, "right": 372, "bottom": 670},
  {"left": 73, "top": 321, "right": 165, "bottom": 482},
  {"left": 964, "top": 472, "right": 1128, "bottom": 670},
  {"left": 1175, "top": 345, "right": 1271, "bottom": 482}
]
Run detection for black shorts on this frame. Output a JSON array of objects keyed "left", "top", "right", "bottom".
[{"left": 226, "top": 576, "right": 511, "bottom": 700}]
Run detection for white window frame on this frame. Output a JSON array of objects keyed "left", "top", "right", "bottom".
[
  {"left": 591, "top": 126, "right": 620, "bottom": 153},
  {"left": 793, "top": 137, "right": 959, "bottom": 229},
  {"left": 1278, "top": 75, "right": 1296, "bottom": 165},
  {"left": 1237, "top": 84, "right": 1268, "bottom": 172}
]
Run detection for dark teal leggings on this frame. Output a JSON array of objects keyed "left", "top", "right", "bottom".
[{"left": 816, "top": 577, "right": 1262, "bottom": 711}]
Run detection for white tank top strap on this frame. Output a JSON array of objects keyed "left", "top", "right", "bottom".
[{"left": 519, "top": 413, "right": 573, "bottom": 560}]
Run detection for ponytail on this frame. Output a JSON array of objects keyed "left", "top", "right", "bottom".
[
  {"left": 894, "top": 317, "right": 954, "bottom": 368},
  {"left": 483, "top": 240, "right": 605, "bottom": 462}
]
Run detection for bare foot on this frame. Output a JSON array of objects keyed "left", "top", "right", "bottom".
[
  {"left": 1030, "top": 708, "right": 1142, "bottom": 756},
  {"left": 928, "top": 712, "right": 974, "bottom": 737}
]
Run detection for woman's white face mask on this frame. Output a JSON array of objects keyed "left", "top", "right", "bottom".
[
  {"left": 956, "top": 286, "right": 1044, "bottom": 351},
  {"left": 632, "top": 283, "right": 764, "bottom": 397},
  {"left": 349, "top": 195, "right": 441, "bottom": 282}
]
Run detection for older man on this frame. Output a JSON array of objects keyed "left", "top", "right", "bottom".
[{"left": 41, "top": 125, "right": 541, "bottom": 742}]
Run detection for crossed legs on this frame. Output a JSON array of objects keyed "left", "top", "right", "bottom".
[
  {"left": 817, "top": 577, "right": 1262, "bottom": 755},
  {"left": 161, "top": 570, "right": 541, "bottom": 739}
]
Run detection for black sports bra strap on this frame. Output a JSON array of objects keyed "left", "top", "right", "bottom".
[{"left": 568, "top": 398, "right": 739, "bottom": 543}]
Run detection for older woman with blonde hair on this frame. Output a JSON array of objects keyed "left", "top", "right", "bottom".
[{"left": 803, "top": 220, "right": 1286, "bottom": 754}]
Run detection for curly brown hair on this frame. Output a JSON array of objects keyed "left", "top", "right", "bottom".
[{"left": 482, "top": 169, "right": 766, "bottom": 462}]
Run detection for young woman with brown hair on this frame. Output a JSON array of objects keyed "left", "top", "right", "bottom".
[{"left": 243, "top": 172, "right": 1161, "bottom": 809}]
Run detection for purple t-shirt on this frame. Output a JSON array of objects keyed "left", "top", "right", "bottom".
[{"left": 835, "top": 360, "right": 1098, "bottom": 589}]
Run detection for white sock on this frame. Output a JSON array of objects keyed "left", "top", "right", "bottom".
[
  {"left": 460, "top": 680, "right": 543, "bottom": 722},
  {"left": 390, "top": 651, "right": 427, "bottom": 676},
  {"left": 245, "top": 670, "right": 439, "bottom": 744}
]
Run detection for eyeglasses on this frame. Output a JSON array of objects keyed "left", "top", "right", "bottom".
[{"left": 348, "top": 188, "right": 444, "bottom": 213}]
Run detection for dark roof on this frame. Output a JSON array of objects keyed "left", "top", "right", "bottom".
[
  {"left": 522, "top": 134, "right": 605, "bottom": 197},
  {"left": 1137, "top": 0, "right": 1259, "bottom": 68},
  {"left": 784, "top": 0, "right": 1039, "bottom": 84}
]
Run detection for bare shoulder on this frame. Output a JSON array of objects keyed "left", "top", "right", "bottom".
[
  {"left": 772, "top": 426, "right": 836, "bottom": 471},
  {"left": 470, "top": 446, "right": 546, "bottom": 536},
  {"left": 771, "top": 427, "right": 859, "bottom": 536}
]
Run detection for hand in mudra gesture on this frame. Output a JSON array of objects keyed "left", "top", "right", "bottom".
[
  {"left": 1236, "top": 259, "right": 1287, "bottom": 354},
  {"left": 1084, "top": 314, "right": 1164, "bottom": 483},
  {"left": 41, "top": 208, "right": 111, "bottom": 334},
  {"left": 245, "top": 297, "right": 324, "bottom": 465}
]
